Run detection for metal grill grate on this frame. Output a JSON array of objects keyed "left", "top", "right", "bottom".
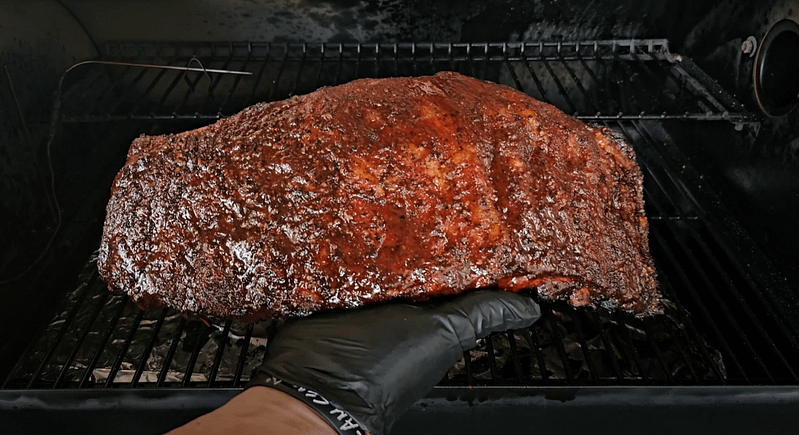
[
  {"left": 58, "top": 40, "right": 755, "bottom": 124},
  {"left": 3, "top": 40, "right": 797, "bottom": 390}
]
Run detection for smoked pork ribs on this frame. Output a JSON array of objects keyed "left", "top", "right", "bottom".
[{"left": 98, "top": 71, "right": 660, "bottom": 320}]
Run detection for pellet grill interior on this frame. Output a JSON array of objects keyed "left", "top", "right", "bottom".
[
  {"left": 1, "top": 39, "right": 795, "bottom": 388},
  {"left": 2, "top": 4, "right": 799, "bottom": 433}
]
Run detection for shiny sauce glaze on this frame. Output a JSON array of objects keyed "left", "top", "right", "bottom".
[{"left": 98, "top": 71, "right": 659, "bottom": 320}]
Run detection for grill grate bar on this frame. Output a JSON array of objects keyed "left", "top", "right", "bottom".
[
  {"left": 151, "top": 61, "right": 193, "bottom": 117},
  {"left": 664, "top": 317, "right": 702, "bottom": 383},
  {"left": 23, "top": 271, "right": 98, "bottom": 389},
  {"left": 410, "top": 43, "right": 419, "bottom": 77},
  {"left": 425, "top": 44, "right": 440, "bottom": 75},
  {"left": 653, "top": 222, "right": 777, "bottom": 382},
  {"left": 697, "top": 229, "right": 799, "bottom": 361},
  {"left": 103, "top": 66, "right": 150, "bottom": 116},
  {"left": 0, "top": 259, "right": 95, "bottom": 389},
  {"left": 244, "top": 45, "right": 271, "bottom": 108},
  {"left": 180, "top": 323, "right": 210, "bottom": 388},
  {"left": 462, "top": 350, "right": 475, "bottom": 385},
  {"left": 541, "top": 57, "right": 579, "bottom": 115},
  {"left": 660, "top": 271, "right": 726, "bottom": 384},
  {"left": 640, "top": 319, "right": 675, "bottom": 384},
  {"left": 616, "top": 121, "right": 754, "bottom": 382},
  {"left": 665, "top": 60, "right": 729, "bottom": 115},
  {"left": 469, "top": 44, "right": 489, "bottom": 80},
  {"left": 455, "top": 276, "right": 726, "bottom": 385},
  {"left": 53, "top": 289, "right": 110, "bottom": 388},
  {"left": 206, "top": 320, "right": 233, "bottom": 387},
  {"left": 524, "top": 325, "right": 549, "bottom": 383},
  {"left": 614, "top": 312, "right": 649, "bottom": 382},
  {"left": 104, "top": 309, "right": 145, "bottom": 387},
  {"left": 659, "top": 61, "right": 693, "bottom": 113},
  {"left": 124, "top": 67, "right": 170, "bottom": 117},
  {"left": 520, "top": 57, "right": 552, "bottom": 103},
  {"left": 506, "top": 331, "right": 525, "bottom": 384},
  {"left": 628, "top": 121, "right": 791, "bottom": 382},
  {"left": 372, "top": 44, "right": 381, "bottom": 77},
  {"left": 80, "top": 64, "right": 128, "bottom": 117},
  {"left": 605, "top": 120, "right": 727, "bottom": 383},
  {"left": 313, "top": 45, "right": 328, "bottom": 91},
  {"left": 637, "top": 52, "right": 705, "bottom": 119},
  {"left": 586, "top": 310, "right": 624, "bottom": 382},
  {"left": 156, "top": 317, "right": 187, "bottom": 387},
  {"left": 130, "top": 308, "right": 170, "bottom": 388},
  {"left": 267, "top": 47, "right": 290, "bottom": 102},
  {"left": 676, "top": 57, "right": 758, "bottom": 127},
  {"left": 332, "top": 44, "right": 346, "bottom": 87},
  {"left": 79, "top": 296, "right": 128, "bottom": 388},
  {"left": 610, "top": 49, "right": 650, "bottom": 116},
  {"left": 357, "top": 43, "right": 367, "bottom": 79},
  {"left": 628, "top": 50, "right": 677, "bottom": 115},
  {"left": 571, "top": 311, "right": 600, "bottom": 384},
  {"left": 209, "top": 43, "right": 238, "bottom": 101},
  {"left": 648, "top": 224, "right": 752, "bottom": 383},
  {"left": 658, "top": 268, "right": 727, "bottom": 383},
  {"left": 288, "top": 43, "right": 308, "bottom": 97},
  {"left": 559, "top": 57, "right": 601, "bottom": 115},
  {"left": 484, "top": 335, "right": 500, "bottom": 384},
  {"left": 502, "top": 58, "right": 527, "bottom": 96},
  {"left": 578, "top": 52, "right": 619, "bottom": 115},
  {"left": 637, "top": 140, "right": 799, "bottom": 380},
  {"left": 684, "top": 236, "right": 799, "bottom": 381},
  {"left": 218, "top": 43, "right": 253, "bottom": 113},
  {"left": 543, "top": 308, "right": 575, "bottom": 384},
  {"left": 61, "top": 66, "right": 107, "bottom": 111},
  {"left": 232, "top": 324, "right": 255, "bottom": 386},
  {"left": 55, "top": 41, "right": 757, "bottom": 123},
  {"left": 172, "top": 62, "right": 212, "bottom": 117}
]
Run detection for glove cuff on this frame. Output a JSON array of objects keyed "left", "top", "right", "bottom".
[{"left": 247, "top": 375, "right": 369, "bottom": 435}]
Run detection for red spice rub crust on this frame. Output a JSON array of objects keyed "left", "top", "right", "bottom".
[{"left": 98, "top": 71, "right": 660, "bottom": 320}]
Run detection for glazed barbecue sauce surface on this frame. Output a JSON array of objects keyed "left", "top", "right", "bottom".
[{"left": 98, "top": 72, "right": 659, "bottom": 320}]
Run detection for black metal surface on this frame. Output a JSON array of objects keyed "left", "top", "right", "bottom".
[
  {"left": 3, "top": 386, "right": 799, "bottom": 435},
  {"left": 754, "top": 19, "right": 799, "bottom": 117},
  {"left": 2, "top": 40, "right": 798, "bottom": 395}
]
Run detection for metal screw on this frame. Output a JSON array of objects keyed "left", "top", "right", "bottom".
[{"left": 741, "top": 36, "right": 758, "bottom": 57}]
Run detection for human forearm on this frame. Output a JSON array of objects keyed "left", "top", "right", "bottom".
[{"left": 164, "top": 386, "right": 337, "bottom": 435}]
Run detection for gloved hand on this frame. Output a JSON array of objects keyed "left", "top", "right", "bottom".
[{"left": 248, "top": 290, "right": 541, "bottom": 435}]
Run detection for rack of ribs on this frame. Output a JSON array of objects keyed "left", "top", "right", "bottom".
[{"left": 98, "top": 71, "right": 660, "bottom": 320}]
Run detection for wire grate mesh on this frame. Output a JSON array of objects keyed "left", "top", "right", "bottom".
[
  {"left": 57, "top": 41, "right": 755, "bottom": 124},
  {"left": 0, "top": 252, "right": 733, "bottom": 389}
]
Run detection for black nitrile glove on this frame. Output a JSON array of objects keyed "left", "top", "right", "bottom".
[{"left": 248, "top": 290, "right": 541, "bottom": 435}]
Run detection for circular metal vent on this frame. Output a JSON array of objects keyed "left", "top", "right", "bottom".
[{"left": 753, "top": 19, "right": 799, "bottom": 117}]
